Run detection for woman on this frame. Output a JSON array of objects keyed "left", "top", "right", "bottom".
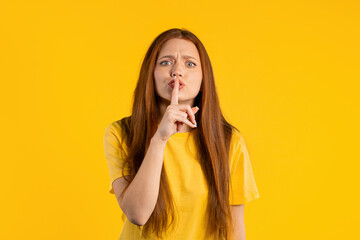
[{"left": 103, "top": 28, "right": 260, "bottom": 240}]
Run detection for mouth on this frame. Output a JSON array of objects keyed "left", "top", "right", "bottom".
[{"left": 168, "top": 79, "right": 185, "bottom": 90}]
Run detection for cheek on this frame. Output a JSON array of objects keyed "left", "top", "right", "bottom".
[
  {"left": 153, "top": 70, "right": 162, "bottom": 87},
  {"left": 194, "top": 72, "right": 202, "bottom": 87},
  {"left": 154, "top": 68, "right": 166, "bottom": 83},
  {"left": 153, "top": 68, "right": 159, "bottom": 81},
  {"left": 188, "top": 76, "right": 202, "bottom": 94}
]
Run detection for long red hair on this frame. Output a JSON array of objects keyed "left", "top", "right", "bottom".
[{"left": 117, "top": 28, "right": 238, "bottom": 239}]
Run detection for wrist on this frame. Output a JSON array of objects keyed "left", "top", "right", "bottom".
[{"left": 151, "top": 132, "right": 168, "bottom": 145}]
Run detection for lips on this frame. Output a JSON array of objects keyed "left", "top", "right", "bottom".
[{"left": 168, "top": 79, "right": 185, "bottom": 89}]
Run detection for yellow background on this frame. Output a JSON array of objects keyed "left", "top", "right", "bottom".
[{"left": 1, "top": 0, "right": 359, "bottom": 239}]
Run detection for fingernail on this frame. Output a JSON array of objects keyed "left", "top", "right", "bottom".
[{"left": 195, "top": 106, "right": 199, "bottom": 110}]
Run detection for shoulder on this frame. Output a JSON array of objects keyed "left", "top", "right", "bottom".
[
  {"left": 104, "top": 116, "right": 131, "bottom": 139},
  {"left": 228, "top": 127, "right": 249, "bottom": 159},
  {"left": 230, "top": 127, "right": 245, "bottom": 147}
]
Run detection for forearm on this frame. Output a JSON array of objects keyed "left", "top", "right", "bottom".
[{"left": 120, "top": 134, "right": 167, "bottom": 225}]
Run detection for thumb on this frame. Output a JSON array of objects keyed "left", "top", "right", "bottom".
[{"left": 192, "top": 106, "right": 200, "bottom": 114}]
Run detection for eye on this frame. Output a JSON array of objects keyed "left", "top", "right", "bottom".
[
  {"left": 160, "top": 60, "right": 171, "bottom": 66},
  {"left": 186, "top": 62, "right": 196, "bottom": 67}
]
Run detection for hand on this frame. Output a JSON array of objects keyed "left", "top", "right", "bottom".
[{"left": 154, "top": 76, "right": 199, "bottom": 142}]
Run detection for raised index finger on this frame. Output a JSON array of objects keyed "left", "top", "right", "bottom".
[{"left": 170, "top": 76, "right": 179, "bottom": 105}]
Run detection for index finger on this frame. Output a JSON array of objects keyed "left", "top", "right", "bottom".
[{"left": 170, "top": 76, "right": 179, "bottom": 105}]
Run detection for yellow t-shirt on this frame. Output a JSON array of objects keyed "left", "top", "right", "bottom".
[{"left": 103, "top": 119, "right": 260, "bottom": 239}]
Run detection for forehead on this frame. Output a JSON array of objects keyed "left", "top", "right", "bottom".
[{"left": 158, "top": 38, "right": 200, "bottom": 58}]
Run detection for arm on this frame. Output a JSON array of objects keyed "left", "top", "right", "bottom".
[
  {"left": 230, "top": 204, "right": 246, "bottom": 240},
  {"left": 113, "top": 133, "right": 167, "bottom": 226},
  {"left": 112, "top": 76, "right": 198, "bottom": 226}
]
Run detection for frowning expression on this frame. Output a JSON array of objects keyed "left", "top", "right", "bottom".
[{"left": 154, "top": 38, "right": 202, "bottom": 104}]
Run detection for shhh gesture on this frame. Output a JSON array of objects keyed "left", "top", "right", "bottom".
[{"left": 155, "top": 76, "right": 199, "bottom": 142}]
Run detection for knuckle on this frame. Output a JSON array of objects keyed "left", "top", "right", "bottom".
[
  {"left": 170, "top": 114, "right": 177, "bottom": 121},
  {"left": 168, "top": 107, "right": 175, "bottom": 114}
]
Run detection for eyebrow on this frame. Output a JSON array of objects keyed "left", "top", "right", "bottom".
[{"left": 158, "top": 55, "right": 199, "bottom": 62}]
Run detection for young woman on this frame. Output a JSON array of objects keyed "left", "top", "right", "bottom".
[{"left": 103, "top": 28, "right": 260, "bottom": 240}]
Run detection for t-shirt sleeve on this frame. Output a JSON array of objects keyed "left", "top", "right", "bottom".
[
  {"left": 229, "top": 130, "right": 260, "bottom": 205},
  {"left": 103, "top": 122, "right": 131, "bottom": 194}
]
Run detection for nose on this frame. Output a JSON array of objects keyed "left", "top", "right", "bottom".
[{"left": 171, "top": 61, "right": 184, "bottom": 78}]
